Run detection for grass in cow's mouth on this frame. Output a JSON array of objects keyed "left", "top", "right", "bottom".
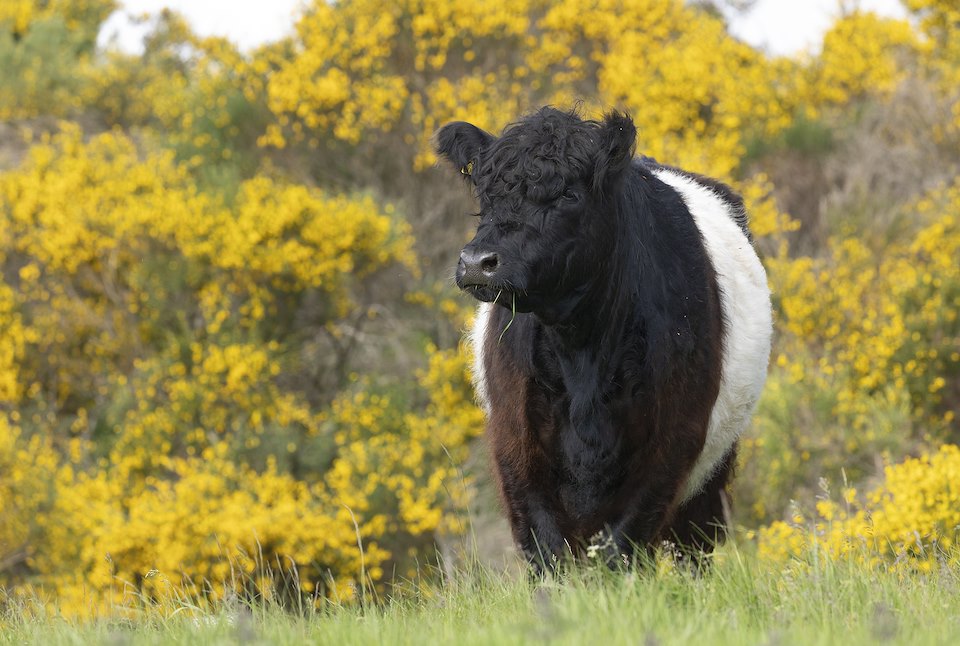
[{"left": 498, "top": 292, "right": 517, "bottom": 343}]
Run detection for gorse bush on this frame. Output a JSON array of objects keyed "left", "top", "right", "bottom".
[
  {"left": 0, "top": 0, "right": 115, "bottom": 41},
  {"left": 753, "top": 443, "right": 960, "bottom": 572},
  {"left": 0, "top": 0, "right": 958, "bottom": 618},
  {"left": 264, "top": 0, "right": 799, "bottom": 177},
  {"left": 0, "top": 126, "right": 470, "bottom": 615},
  {"left": 737, "top": 178, "right": 960, "bottom": 522},
  {"left": 87, "top": 11, "right": 276, "bottom": 192},
  {"left": 0, "top": 0, "right": 116, "bottom": 119}
]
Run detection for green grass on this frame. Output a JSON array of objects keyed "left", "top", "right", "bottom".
[{"left": 3, "top": 544, "right": 960, "bottom": 645}]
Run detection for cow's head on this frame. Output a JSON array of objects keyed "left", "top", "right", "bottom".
[{"left": 435, "top": 107, "right": 636, "bottom": 320}]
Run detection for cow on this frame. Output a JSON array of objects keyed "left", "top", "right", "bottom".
[{"left": 434, "top": 107, "right": 772, "bottom": 571}]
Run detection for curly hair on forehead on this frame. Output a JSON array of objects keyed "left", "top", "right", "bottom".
[{"left": 473, "top": 107, "right": 602, "bottom": 204}]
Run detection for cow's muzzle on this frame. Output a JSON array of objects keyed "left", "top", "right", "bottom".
[{"left": 456, "top": 247, "right": 500, "bottom": 289}]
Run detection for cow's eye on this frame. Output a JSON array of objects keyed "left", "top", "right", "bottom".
[{"left": 559, "top": 188, "right": 581, "bottom": 205}]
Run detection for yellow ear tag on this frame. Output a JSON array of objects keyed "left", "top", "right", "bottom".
[{"left": 461, "top": 160, "right": 474, "bottom": 175}]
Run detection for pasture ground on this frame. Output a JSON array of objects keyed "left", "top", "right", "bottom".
[{"left": 3, "top": 542, "right": 959, "bottom": 645}]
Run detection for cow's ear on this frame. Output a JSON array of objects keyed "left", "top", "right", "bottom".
[
  {"left": 433, "top": 121, "right": 495, "bottom": 177},
  {"left": 592, "top": 111, "right": 636, "bottom": 193}
]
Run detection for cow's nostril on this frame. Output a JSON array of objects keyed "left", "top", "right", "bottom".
[{"left": 480, "top": 253, "right": 499, "bottom": 274}]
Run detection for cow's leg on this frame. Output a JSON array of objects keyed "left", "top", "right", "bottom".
[
  {"left": 602, "top": 445, "right": 736, "bottom": 567},
  {"left": 604, "top": 475, "right": 684, "bottom": 564},
  {"left": 600, "top": 429, "right": 708, "bottom": 564},
  {"left": 662, "top": 445, "right": 736, "bottom": 562},
  {"left": 495, "top": 455, "right": 568, "bottom": 574}
]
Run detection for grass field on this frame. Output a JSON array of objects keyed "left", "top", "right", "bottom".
[{"left": 3, "top": 542, "right": 959, "bottom": 645}]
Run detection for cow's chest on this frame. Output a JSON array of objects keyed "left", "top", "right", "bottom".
[{"left": 529, "top": 378, "right": 638, "bottom": 524}]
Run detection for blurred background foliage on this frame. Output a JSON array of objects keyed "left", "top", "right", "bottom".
[{"left": 0, "top": 0, "right": 958, "bottom": 617}]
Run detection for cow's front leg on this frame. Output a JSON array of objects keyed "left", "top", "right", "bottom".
[
  {"left": 495, "top": 456, "right": 569, "bottom": 574},
  {"left": 610, "top": 485, "right": 677, "bottom": 559},
  {"left": 604, "top": 462, "right": 699, "bottom": 566}
]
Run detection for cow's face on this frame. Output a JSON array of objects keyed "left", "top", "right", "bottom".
[{"left": 436, "top": 108, "right": 636, "bottom": 319}]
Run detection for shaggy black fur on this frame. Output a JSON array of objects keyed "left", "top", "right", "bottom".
[{"left": 436, "top": 107, "right": 738, "bottom": 570}]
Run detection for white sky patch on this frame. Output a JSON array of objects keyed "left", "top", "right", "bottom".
[
  {"left": 97, "top": 0, "right": 306, "bottom": 53},
  {"left": 724, "top": 0, "right": 909, "bottom": 56},
  {"left": 97, "top": 0, "right": 910, "bottom": 56}
]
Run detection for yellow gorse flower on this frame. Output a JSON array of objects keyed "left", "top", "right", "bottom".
[{"left": 755, "top": 445, "right": 960, "bottom": 571}]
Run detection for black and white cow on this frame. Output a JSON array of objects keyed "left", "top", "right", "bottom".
[{"left": 435, "top": 107, "right": 771, "bottom": 569}]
